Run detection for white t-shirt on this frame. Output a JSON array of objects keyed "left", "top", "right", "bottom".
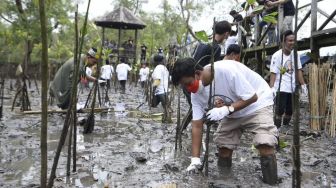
[
  {"left": 139, "top": 67, "right": 150, "bottom": 82},
  {"left": 85, "top": 67, "right": 92, "bottom": 76},
  {"left": 100, "top": 65, "right": 114, "bottom": 80},
  {"left": 152, "top": 64, "right": 169, "bottom": 95},
  {"left": 224, "top": 36, "right": 238, "bottom": 54},
  {"left": 192, "top": 60, "right": 273, "bottom": 120},
  {"left": 116, "top": 63, "right": 131, "bottom": 81},
  {"left": 270, "top": 49, "right": 302, "bottom": 93}
]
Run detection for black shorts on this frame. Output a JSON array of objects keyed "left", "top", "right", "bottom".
[{"left": 274, "top": 92, "right": 293, "bottom": 116}]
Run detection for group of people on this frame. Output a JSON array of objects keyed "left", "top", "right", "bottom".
[
  {"left": 170, "top": 19, "right": 307, "bottom": 185},
  {"left": 49, "top": 2, "right": 307, "bottom": 184},
  {"left": 229, "top": 0, "right": 296, "bottom": 47}
]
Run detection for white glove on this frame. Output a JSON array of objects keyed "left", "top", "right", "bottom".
[
  {"left": 98, "top": 79, "right": 106, "bottom": 83},
  {"left": 206, "top": 106, "right": 230, "bottom": 121},
  {"left": 301, "top": 84, "right": 308, "bottom": 96},
  {"left": 186, "top": 157, "right": 202, "bottom": 172}
]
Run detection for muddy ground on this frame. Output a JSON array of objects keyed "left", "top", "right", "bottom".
[{"left": 0, "top": 80, "right": 335, "bottom": 188}]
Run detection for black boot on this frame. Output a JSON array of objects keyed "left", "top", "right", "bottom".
[
  {"left": 260, "top": 154, "right": 278, "bottom": 185},
  {"left": 283, "top": 116, "right": 291, "bottom": 126},
  {"left": 217, "top": 156, "right": 232, "bottom": 174},
  {"left": 274, "top": 116, "right": 282, "bottom": 128}
]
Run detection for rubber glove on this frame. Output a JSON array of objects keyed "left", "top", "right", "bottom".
[
  {"left": 271, "top": 87, "right": 277, "bottom": 98},
  {"left": 205, "top": 106, "right": 230, "bottom": 121},
  {"left": 153, "top": 79, "right": 160, "bottom": 86},
  {"left": 186, "top": 157, "right": 202, "bottom": 172}
]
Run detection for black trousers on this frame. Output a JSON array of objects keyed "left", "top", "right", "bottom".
[
  {"left": 275, "top": 92, "right": 293, "bottom": 116},
  {"left": 119, "top": 80, "right": 126, "bottom": 92},
  {"left": 151, "top": 93, "right": 167, "bottom": 108}
]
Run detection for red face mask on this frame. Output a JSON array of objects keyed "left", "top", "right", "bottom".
[{"left": 186, "top": 80, "right": 200, "bottom": 93}]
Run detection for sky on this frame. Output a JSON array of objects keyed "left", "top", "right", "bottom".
[{"left": 78, "top": 0, "right": 336, "bottom": 55}]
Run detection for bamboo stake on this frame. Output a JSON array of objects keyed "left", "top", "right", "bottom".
[
  {"left": 175, "top": 87, "right": 181, "bottom": 151},
  {"left": 0, "top": 79, "right": 4, "bottom": 120},
  {"left": 329, "top": 75, "right": 336, "bottom": 137},
  {"left": 202, "top": 17, "right": 216, "bottom": 176},
  {"left": 73, "top": 7, "right": 79, "bottom": 172},
  {"left": 292, "top": 0, "right": 301, "bottom": 185},
  {"left": 309, "top": 64, "right": 320, "bottom": 130},
  {"left": 66, "top": 117, "right": 73, "bottom": 176},
  {"left": 318, "top": 64, "right": 331, "bottom": 128},
  {"left": 38, "top": 0, "right": 48, "bottom": 186}
]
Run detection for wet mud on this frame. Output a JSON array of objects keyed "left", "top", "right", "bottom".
[{"left": 0, "top": 80, "right": 335, "bottom": 187}]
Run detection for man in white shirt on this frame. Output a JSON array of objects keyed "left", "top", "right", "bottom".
[
  {"left": 151, "top": 55, "right": 170, "bottom": 121},
  {"left": 139, "top": 63, "right": 149, "bottom": 88},
  {"left": 100, "top": 59, "right": 114, "bottom": 89},
  {"left": 116, "top": 58, "right": 132, "bottom": 94},
  {"left": 269, "top": 30, "right": 307, "bottom": 128},
  {"left": 171, "top": 58, "right": 278, "bottom": 185}
]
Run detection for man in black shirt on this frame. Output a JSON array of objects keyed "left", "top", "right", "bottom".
[
  {"left": 181, "top": 21, "right": 231, "bottom": 130},
  {"left": 140, "top": 44, "right": 147, "bottom": 62},
  {"left": 265, "top": 0, "right": 295, "bottom": 35}
]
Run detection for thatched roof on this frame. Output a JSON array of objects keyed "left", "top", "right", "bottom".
[{"left": 94, "top": 6, "right": 146, "bottom": 30}]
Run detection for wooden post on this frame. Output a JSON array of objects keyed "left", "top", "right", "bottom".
[
  {"left": 254, "top": 15, "right": 263, "bottom": 75},
  {"left": 292, "top": 0, "right": 301, "bottom": 187},
  {"left": 38, "top": 0, "right": 48, "bottom": 186},
  {"left": 311, "top": 0, "right": 319, "bottom": 59},
  {"left": 278, "top": 4, "right": 284, "bottom": 38},
  {"left": 118, "top": 28, "right": 121, "bottom": 64},
  {"left": 134, "top": 29, "right": 139, "bottom": 86},
  {"left": 72, "top": 6, "right": 79, "bottom": 173}
]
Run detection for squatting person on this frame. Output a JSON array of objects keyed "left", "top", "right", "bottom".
[{"left": 171, "top": 57, "right": 279, "bottom": 185}]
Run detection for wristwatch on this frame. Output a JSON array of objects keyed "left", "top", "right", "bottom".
[{"left": 228, "top": 105, "right": 234, "bottom": 115}]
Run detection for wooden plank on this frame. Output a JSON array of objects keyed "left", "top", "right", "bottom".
[
  {"left": 317, "top": 8, "right": 336, "bottom": 24},
  {"left": 311, "top": 0, "right": 319, "bottom": 58},
  {"left": 295, "top": 10, "right": 311, "bottom": 33},
  {"left": 312, "top": 27, "right": 336, "bottom": 37},
  {"left": 22, "top": 107, "right": 110, "bottom": 114},
  {"left": 297, "top": 0, "right": 324, "bottom": 10},
  {"left": 318, "top": 9, "right": 336, "bottom": 31}
]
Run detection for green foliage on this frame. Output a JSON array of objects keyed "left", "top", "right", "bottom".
[
  {"left": 262, "top": 12, "right": 278, "bottom": 24},
  {"left": 195, "top": 31, "right": 209, "bottom": 42},
  {"left": 252, "top": 5, "right": 264, "bottom": 14},
  {"left": 246, "top": 0, "right": 256, "bottom": 5}
]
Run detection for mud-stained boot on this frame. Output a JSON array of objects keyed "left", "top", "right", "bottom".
[
  {"left": 283, "top": 116, "right": 291, "bottom": 126},
  {"left": 260, "top": 154, "right": 278, "bottom": 185},
  {"left": 274, "top": 116, "right": 282, "bottom": 128},
  {"left": 217, "top": 157, "right": 232, "bottom": 174}
]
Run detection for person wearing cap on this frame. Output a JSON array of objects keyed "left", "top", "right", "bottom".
[
  {"left": 116, "top": 58, "right": 132, "bottom": 94},
  {"left": 49, "top": 47, "right": 100, "bottom": 109}
]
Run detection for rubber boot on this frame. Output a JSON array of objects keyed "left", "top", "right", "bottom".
[
  {"left": 274, "top": 116, "right": 282, "bottom": 128},
  {"left": 283, "top": 116, "right": 291, "bottom": 126},
  {"left": 260, "top": 154, "right": 278, "bottom": 185},
  {"left": 217, "top": 157, "right": 232, "bottom": 174}
]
